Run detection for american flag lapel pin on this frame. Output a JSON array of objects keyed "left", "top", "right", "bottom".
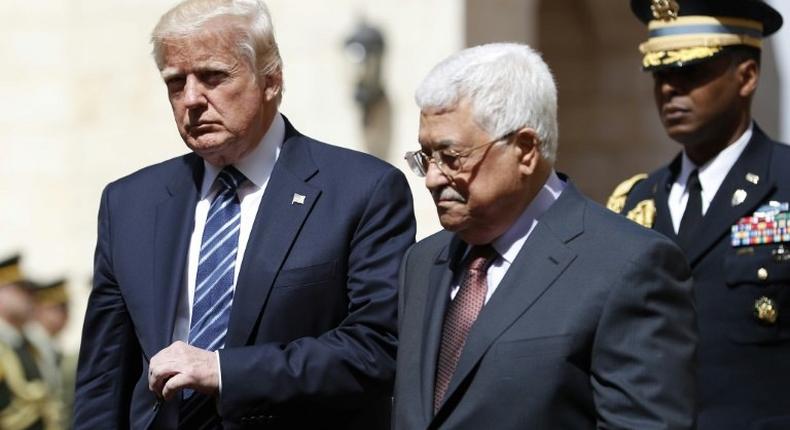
[{"left": 292, "top": 193, "right": 306, "bottom": 205}]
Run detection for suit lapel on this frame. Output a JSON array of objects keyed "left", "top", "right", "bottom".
[
  {"left": 150, "top": 155, "right": 203, "bottom": 356},
  {"left": 420, "top": 237, "right": 465, "bottom": 422},
  {"left": 684, "top": 129, "right": 774, "bottom": 266},
  {"left": 225, "top": 125, "right": 321, "bottom": 347},
  {"left": 437, "top": 184, "right": 582, "bottom": 415}
]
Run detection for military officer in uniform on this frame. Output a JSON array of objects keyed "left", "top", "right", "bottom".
[
  {"left": 25, "top": 279, "right": 70, "bottom": 429},
  {"left": 0, "top": 255, "right": 59, "bottom": 430},
  {"left": 609, "top": 1, "right": 790, "bottom": 429}
]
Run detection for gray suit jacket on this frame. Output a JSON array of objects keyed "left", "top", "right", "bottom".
[{"left": 394, "top": 183, "right": 697, "bottom": 429}]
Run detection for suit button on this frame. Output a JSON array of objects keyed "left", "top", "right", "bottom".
[{"left": 758, "top": 267, "right": 768, "bottom": 280}]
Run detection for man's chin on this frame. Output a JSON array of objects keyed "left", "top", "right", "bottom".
[
  {"left": 189, "top": 145, "right": 235, "bottom": 166},
  {"left": 663, "top": 122, "right": 699, "bottom": 145},
  {"left": 437, "top": 211, "right": 467, "bottom": 233},
  {"left": 187, "top": 137, "right": 227, "bottom": 155}
]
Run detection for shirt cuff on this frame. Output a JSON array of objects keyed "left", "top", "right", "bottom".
[{"left": 215, "top": 350, "right": 223, "bottom": 395}]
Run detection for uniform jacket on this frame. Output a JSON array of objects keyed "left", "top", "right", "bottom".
[
  {"left": 617, "top": 125, "right": 790, "bottom": 430},
  {"left": 73, "top": 118, "right": 416, "bottom": 429},
  {"left": 0, "top": 321, "right": 54, "bottom": 430},
  {"left": 394, "top": 182, "right": 698, "bottom": 429}
]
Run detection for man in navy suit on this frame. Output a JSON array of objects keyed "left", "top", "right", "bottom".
[
  {"left": 73, "top": 0, "right": 415, "bottom": 428},
  {"left": 394, "top": 43, "right": 697, "bottom": 429}
]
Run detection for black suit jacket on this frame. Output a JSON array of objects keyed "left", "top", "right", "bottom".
[
  {"left": 619, "top": 126, "right": 790, "bottom": 430},
  {"left": 73, "top": 118, "right": 416, "bottom": 429},
  {"left": 394, "top": 183, "right": 697, "bottom": 429}
]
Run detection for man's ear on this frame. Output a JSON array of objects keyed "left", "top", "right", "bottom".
[
  {"left": 515, "top": 128, "right": 541, "bottom": 175},
  {"left": 736, "top": 58, "right": 759, "bottom": 98},
  {"left": 262, "top": 71, "right": 283, "bottom": 101}
]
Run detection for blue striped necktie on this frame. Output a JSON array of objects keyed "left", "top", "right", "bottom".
[
  {"left": 189, "top": 165, "right": 247, "bottom": 353},
  {"left": 179, "top": 166, "right": 246, "bottom": 429}
]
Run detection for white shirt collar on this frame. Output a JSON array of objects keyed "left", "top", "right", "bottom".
[
  {"left": 492, "top": 170, "right": 566, "bottom": 264},
  {"left": 200, "top": 113, "right": 285, "bottom": 197},
  {"left": 678, "top": 122, "right": 753, "bottom": 203}
]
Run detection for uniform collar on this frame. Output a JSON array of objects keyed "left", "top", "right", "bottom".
[{"left": 678, "top": 121, "right": 753, "bottom": 201}]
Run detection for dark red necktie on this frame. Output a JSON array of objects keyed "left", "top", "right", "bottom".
[{"left": 434, "top": 244, "right": 498, "bottom": 413}]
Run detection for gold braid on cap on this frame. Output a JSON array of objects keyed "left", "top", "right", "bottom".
[
  {"left": 33, "top": 285, "right": 68, "bottom": 305},
  {"left": 0, "top": 264, "right": 21, "bottom": 285},
  {"left": 643, "top": 46, "right": 723, "bottom": 68}
]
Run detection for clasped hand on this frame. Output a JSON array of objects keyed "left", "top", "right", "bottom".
[{"left": 148, "top": 341, "right": 219, "bottom": 400}]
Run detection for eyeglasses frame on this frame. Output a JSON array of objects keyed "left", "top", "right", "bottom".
[{"left": 404, "top": 130, "right": 518, "bottom": 178}]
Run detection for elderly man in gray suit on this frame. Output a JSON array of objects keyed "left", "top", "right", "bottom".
[{"left": 394, "top": 43, "right": 698, "bottom": 429}]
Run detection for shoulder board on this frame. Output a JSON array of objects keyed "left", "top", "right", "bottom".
[{"left": 606, "top": 173, "right": 648, "bottom": 214}]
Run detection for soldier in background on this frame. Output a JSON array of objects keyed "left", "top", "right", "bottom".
[
  {"left": 0, "top": 255, "right": 59, "bottom": 430},
  {"left": 609, "top": 1, "right": 790, "bottom": 428},
  {"left": 25, "top": 279, "right": 70, "bottom": 429}
]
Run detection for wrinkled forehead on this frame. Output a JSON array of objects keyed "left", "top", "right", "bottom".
[
  {"left": 418, "top": 107, "right": 460, "bottom": 146},
  {"left": 159, "top": 38, "right": 247, "bottom": 80},
  {"left": 418, "top": 101, "right": 488, "bottom": 149}
]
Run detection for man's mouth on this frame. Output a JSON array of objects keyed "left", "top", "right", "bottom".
[
  {"left": 188, "top": 122, "right": 220, "bottom": 135},
  {"left": 662, "top": 105, "right": 689, "bottom": 121},
  {"left": 432, "top": 188, "right": 466, "bottom": 204}
]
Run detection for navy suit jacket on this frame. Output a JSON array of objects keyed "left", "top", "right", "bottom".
[
  {"left": 394, "top": 183, "right": 697, "bottom": 429},
  {"left": 74, "top": 118, "right": 416, "bottom": 429},
  {"left": 619, "top": 126, "right": 790, "bottom": 430}
]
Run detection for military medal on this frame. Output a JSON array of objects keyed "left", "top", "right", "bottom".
[{"left": 731, "top": 202, "right": 790, "bottom": 247}]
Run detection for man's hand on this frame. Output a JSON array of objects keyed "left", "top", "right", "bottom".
[{"left": 148, "top": 341, "right": 219, "bottom": 400}]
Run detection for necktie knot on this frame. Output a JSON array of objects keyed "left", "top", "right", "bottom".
[
  {"left": 216, "top": 166, "right": 247, "bottom": 192},
  {"left": 465, "top": 244, "right": 498, "bottom": 273},
  {"left": 686, "top": 169, "right": 701, "bottom": 192}
]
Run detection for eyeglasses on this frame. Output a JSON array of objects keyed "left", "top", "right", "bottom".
[{"left": 404, "top": 131, "right": 516, "bottom": 178}]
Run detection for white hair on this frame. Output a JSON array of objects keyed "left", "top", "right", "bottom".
[
  {"left": 415, "top": 43, "right": 559, "bottom": 163},
  {"left": 150, "top": 0, "right": 282, "bottom": 86}
]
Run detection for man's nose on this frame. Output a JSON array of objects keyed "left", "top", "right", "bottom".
[
  {"left": 659, "top": 79, "right": 680, "bottom": 99},
  {"left": 424, "top": 161, "right": 450, "bottom": 192},
  {"left": 654, "top": 71, "right": 683, "bottom": 99},
  {"left": 183, "top": 75, "right": 207, "bottom": 108}
]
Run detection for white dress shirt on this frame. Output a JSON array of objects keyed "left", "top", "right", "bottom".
[
  {"left": 668, "top": 123, "right": 753, "bottom": 233},
  {"left": 171, "top": 113, "right": 285, "bottom": 389},
  {"left": 450, "top": 170, "right": 566, "bottom": 303}
]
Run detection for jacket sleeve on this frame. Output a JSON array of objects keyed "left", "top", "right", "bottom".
[
  {"left": 73, "top": 186, "right": 142, "bottom": 430},
  {"left": 592, "top": 236, "right": 698, "bottom": 430}
]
